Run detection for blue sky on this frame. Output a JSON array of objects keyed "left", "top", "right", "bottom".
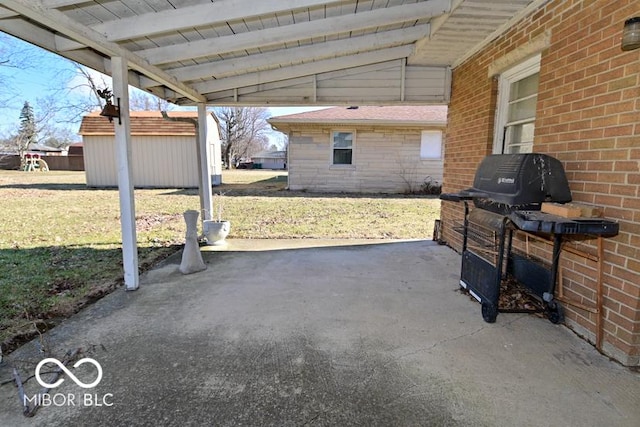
[{"left": 0, "top": 33, "right": 328, "bottom": 144}]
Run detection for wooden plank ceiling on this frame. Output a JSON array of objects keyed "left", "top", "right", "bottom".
[{"left": 0, "top": 0, "right": 542, "bottom": 106}]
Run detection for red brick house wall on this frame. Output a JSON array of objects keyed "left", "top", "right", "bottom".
[{"left": 441, "top": 0, "right": 640, "bottom": 366}]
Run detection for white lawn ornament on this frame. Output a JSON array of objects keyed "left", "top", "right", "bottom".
[{"left": 179, "top": 210, "right": 206, "bottom": 274}]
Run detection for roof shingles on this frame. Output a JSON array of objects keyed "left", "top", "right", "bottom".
[
  {"left": 78, "top": 111, "right": 202, "bottom": 136},
  {"left": 268, "top": 106, "right": 448, "bottom": 125}
]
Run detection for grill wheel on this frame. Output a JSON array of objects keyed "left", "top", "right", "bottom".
[
  {"left": 481, "top": 303, "right": 498, "bottom": 323},
  {"left": 547, "top": 301, "right": 565, "bottom": 324}
]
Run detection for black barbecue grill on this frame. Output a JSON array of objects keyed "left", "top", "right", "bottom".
[{"left": 441, "top": 153, "right": 619, "bottom": 323}]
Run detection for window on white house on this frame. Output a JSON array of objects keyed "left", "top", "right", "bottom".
[
  {"left": 495, "top": 54, "right": 541, "bottom": 154},
  {"left": 332, "top": 131, "right": 353, "bottom": 165},
  {"left": 420, "top": 130, "right": 443, "bottom": 159}
]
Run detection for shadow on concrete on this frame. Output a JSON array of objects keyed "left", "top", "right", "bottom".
[{"left": 1, "top": 239, "right": 639, "bottom": 426}]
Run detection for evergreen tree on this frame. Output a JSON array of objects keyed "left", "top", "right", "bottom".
[{"left": 18, "top": 101, "right": 36, "bottom": 146}]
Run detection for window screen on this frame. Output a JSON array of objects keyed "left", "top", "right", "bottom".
[
  {"left": 420, "top": 131, "right": 443, "bottom": 159},
  {"left": 332, "top": 131, "right": 353, "bottom": 165}
]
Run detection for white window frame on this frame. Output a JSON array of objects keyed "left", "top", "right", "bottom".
[
  {"left": 493, "top": 54, "right": 541, "bottom": 154},
  {"left": 420, "top": 130, "right": 443, "bottom": 159},
  {"left": 330, "top": 130, "right": 355, "bottom": 167}
]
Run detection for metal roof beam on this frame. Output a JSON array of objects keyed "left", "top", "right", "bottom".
[
  {"left": 91, "top": 0, "right": 352, "bottom": 42},
  {"left": 139, "top": 0, "right": 451, "bottom": 65},
  {"left": 163, "top": 25, "right": 430, "bottom": 84},
  {"left": 42, "top": 0, "right": 89, "bottom": 7},
  {"left": 193, "top": 45, "right": 414, "bottom": 94}
]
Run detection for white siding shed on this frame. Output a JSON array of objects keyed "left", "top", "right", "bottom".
[{"left": 79, "top": 111, "right": 222, "bottom": 188}]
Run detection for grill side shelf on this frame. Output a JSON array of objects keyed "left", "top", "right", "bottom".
[
  {"left": 440, "top": 193, "right": 473, "bottom": 202},
  {"left": 509, "top": 211, "right": 619, "bottom": 236}
]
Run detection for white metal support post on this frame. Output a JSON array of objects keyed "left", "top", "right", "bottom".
[
  {"left": 198, "top": 103, "right": 213, "bottom": 221},
  {"left": 112, "top": 56, "right": 139, "bottom": 290}
]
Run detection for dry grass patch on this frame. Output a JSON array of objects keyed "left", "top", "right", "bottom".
[
  {"left": 226, "top": 194, "right": 439, "bottom": 239},
  {"left": 0, "top": 169, "right": 440, "bottom": 354}
]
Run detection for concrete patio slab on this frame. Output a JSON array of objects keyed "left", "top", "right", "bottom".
[{"left": 1, "top": 239, "right": 639, "bottom": 426}]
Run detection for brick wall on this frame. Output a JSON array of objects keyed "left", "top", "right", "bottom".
[{"left": 442, "top": 0, "right": 640, "bottom": 365}]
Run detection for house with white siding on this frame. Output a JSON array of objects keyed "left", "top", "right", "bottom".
[
  {"left": 79, "top": 111, "right": 222, "bottom": 188},
  {"left": 269, "top": 106, "right": 446, "bottom": 193},
  {"left": 251, "top": 150, "right": 287, "bottom": 170}
]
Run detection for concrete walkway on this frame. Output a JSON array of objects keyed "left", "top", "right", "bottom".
[{"left": 1, "top": 239, "right": 639, "bottom": 426}]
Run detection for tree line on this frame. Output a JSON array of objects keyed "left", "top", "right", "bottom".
[{"left": 0, "top": 33, "right": 283, "bottom": 169}]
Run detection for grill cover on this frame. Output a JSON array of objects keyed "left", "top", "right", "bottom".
[{"left": 464, "top": 154, "right": 571, "bottom": 212}]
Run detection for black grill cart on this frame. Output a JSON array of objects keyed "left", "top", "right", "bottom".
[{"left": 441, "top": 154, "right": 619, "bottom": 323}]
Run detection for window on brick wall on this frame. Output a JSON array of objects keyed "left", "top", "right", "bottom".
[
  {"left": 494, "top": 54, "right": 541, "bottom": 154},
  {"left": 331, "top": 130, "right": 354, "bottom": 165}
]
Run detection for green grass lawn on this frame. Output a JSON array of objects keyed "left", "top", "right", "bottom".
[{"left": 0, "top": 169, "right": 441, "bottom": 353}]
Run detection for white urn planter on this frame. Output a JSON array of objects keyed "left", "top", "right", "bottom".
[
  {"left": 179, "top": 210, "right": 207, "bottom": 274},
  {"left": 203, "top": 220, "right": 230, "bottom": 245}
]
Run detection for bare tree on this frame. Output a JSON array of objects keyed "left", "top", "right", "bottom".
[
  {"left": 24, "top": 63, "right": 173, "bottom": 148},
  {"left": 1, "top": 35, "right": 174, "bottom": 157},
  {"left": 48, "top": 63, "right": 110, "bottom": 122},
  {"left": 0, "top": 33, "right": 47, "bottom": 109},
  {"left": 273, "top": 132, "right": 289, "bottom": 151},
  {"left": 1, "top": 100, "right": 61, "bottom": 162},
  {"left": 7, "top": 131, "right": 28, "bottom": 163},
  {"left": 40, "top": 126, "right": 78, "bottom": 148},
  {"left": 129, "top": 89, "right": 173, "bottom": 111},
  {"left": 0, "top": 39, "right": 101, "bottom": 163},
  {"left": 48, "top": 63, "right": 173, "bottom": 125},
  {"left": 215, "top": 107, "right": 271, "bottom": 168},
  {"left": 396, "top": 154, "right": 420, "bottom": 193},
  {"left": 0, "top": 40, "right": 104, "bottom": 146}
]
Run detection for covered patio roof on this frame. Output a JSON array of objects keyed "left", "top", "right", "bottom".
[
  {"left": 0, "top": 0, "right": 544, "bottom": 106},
  {"left": 0, "top": 0, "right": 546, "bottom": 290}
]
